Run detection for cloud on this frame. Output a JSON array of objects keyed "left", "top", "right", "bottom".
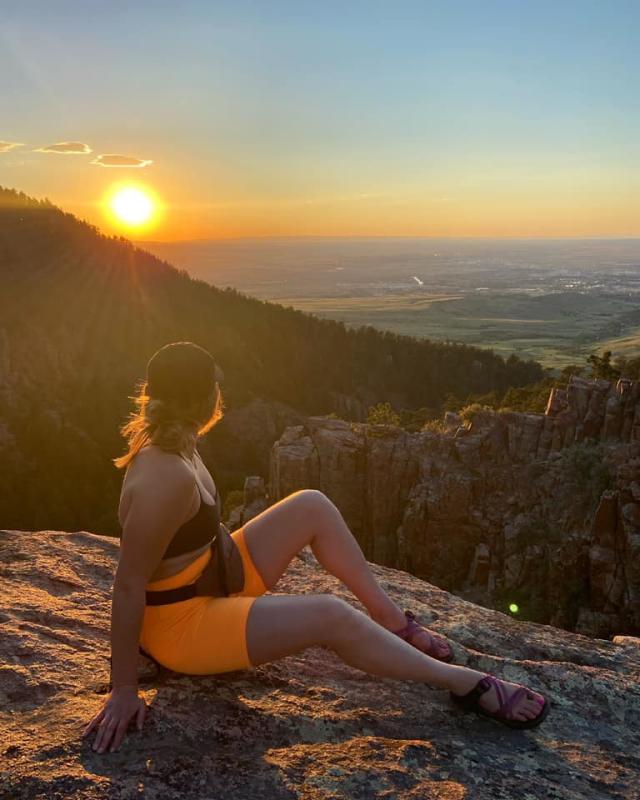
[
  {"left": 35, "top": 141, "right": 92, "bottom": 154},
  {"left": 0, "top": 141, "right": 24, "bottom": 153},
  {"left": 91, "top": 154, "right": 153, "bottom": 168}
]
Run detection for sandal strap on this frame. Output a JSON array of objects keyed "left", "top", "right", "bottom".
[
  {"left": 394, "top": 614, "right": 432, "bottom": 644},
  {"left": 484, "top": 675, "right": 529, "bottom": 720},
  {"left": 394, "top": 612, "right": 436, "bottom": 647},
  {"left": 393, "top": 609, "right": 452, "bottom": 658},
  {"left": 391, "top": 609, "right": 415, "bottom": 637},
  {"left": 452, "top": 675, "right": 493, "bottom": 711},
  {"left": 458, "top": 675, "right": 529, "bottom": 721}
]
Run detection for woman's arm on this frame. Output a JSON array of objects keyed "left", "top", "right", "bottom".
[
  {"left": 112, "top": 455, "right": 197, "bottom": 675},
  {"left": 84, "top": 454, "right": 196, "bottom": 753},
  {"left": 110, "top": 581, "right": 146, "bottom": 689}
]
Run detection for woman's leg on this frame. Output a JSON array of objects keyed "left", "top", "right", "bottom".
[
  {"left": 245, "top": 594, "right": 545, "bottom": 722},
  {"left": 241, "top": 489, "right": 444, "bottom": 652}
]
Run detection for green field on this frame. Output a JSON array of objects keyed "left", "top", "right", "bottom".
[
  {"left": 142, "top": 238, "right": 640, "bottom": 372},
  {"left": 271, "top": 290, "right": 639, "bottom": 369}
]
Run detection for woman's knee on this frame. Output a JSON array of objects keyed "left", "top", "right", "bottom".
[
  {"left": 315, "top": 595, "right": 359, "bottom": 643},
  {"left": 245, "top": 593, "right": 356, "bottom": 665},
  {"left": 322, "top": 593, "right": 354, "bottom": 621},
  {"left": 288, "top": 592, "right": 354, "bottom": 641},
  {"left": 292, "top": 488, "right": 333, "bottom": 515}
]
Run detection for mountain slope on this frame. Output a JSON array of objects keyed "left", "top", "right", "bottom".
[{"left": 0, "top": 186, "right": 543, "bottom": 536}]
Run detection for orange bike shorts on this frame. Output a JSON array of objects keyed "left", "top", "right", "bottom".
[{"left": 140, "top": 527, "right": 268, "bottom": 675}]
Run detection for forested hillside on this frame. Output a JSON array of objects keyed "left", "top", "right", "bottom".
[{"left": 0, "top": 187, "right": 544, "bottom": 535}]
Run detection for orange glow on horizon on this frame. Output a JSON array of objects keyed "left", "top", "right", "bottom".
[{"left": 69, "top": 178, "right": 640, "bottom": 242}]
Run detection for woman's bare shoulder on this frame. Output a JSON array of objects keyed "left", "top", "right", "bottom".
[
  {"left": 119, "top": 446, "right": 193, "bottom": 526},
  {"left": 127, "top": 445, "right": 190, "bottom": 475}
]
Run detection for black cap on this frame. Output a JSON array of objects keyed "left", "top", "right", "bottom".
[{"left": 145, "top": 341, "right": 221, "bottom": 403}]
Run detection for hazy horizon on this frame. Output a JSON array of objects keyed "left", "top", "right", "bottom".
[
  {"left": 141, "top": 234, "right": 640, "bottom": 243},
  {"left": 141, "top": 235, "right": 640, "bottom": 370}
]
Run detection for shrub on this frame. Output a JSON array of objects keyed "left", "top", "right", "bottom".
[
  {"left": 366, "top": 401, "right": 401, "bottom": 427},
  {"left": 498, "top": 379, "right": 556, "bottom": 413},
  {"left": 557, "top": 441, "right": 614, "bottom": 513},
  {"left": 442, "top": 392, "right": 466, "bottom": 412},
  {"left": 398, "top": 406, "right": 438, "bottom": 432},
  {"left": 587, "top": 350, "right": 620, "bottom": 381},
  {"left": 513, "top": 514, "right": 560, "bottom": 549},
  {"left": 421, "top": 418, "right": 448, "bottom": 433},
  {"left": 458, "top": 402, "right": 494, "bottom": 425}
]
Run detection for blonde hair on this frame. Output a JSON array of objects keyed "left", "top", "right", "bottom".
[{"left": 113, "top": 379, "right": 225, "bottom": 470}]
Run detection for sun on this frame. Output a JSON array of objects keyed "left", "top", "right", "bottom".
[
  {"left": 112, "top": 187, "right": 152, "bottom": 225},
  {"left": 105, "top": 184, "right": 161, "bottom": 231}
]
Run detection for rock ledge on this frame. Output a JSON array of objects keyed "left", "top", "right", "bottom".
[{"left": 1, "top": 529, "right": 639, "bottom": 800}]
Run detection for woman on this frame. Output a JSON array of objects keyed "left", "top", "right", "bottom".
[{"left": 84, "top": 341, "right": 549, "bottom": 754}]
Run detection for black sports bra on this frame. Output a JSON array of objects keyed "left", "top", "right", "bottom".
[
  {"left": 161, "top": 477, "right": 220, "bottom": 560},
  {"left": 119, "top": 451, "right": 221, "bottom": 560}
]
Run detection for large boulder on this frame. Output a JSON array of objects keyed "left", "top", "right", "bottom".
[{"left": 1, "top": 529, "right": 639, "bottom": 799}]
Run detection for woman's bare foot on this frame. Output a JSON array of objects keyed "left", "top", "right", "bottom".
[{"left": 450, "top": 668, "right": 545, "bottom": 722}]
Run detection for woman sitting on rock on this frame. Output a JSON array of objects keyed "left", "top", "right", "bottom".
[{"left": 84, "top": 341, "right": 549, "bottom": 754}]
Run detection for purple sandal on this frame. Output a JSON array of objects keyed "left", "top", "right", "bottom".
[
  {"left": 392, "top": 609, "right": 454, "bottom": 663},
  {"left": 450, "top": 674, "right": 550, "bottom": 729}
]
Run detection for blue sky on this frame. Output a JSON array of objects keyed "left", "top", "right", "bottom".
[{"left": 2, "top": 1, "right": 639, "bottom": 237}]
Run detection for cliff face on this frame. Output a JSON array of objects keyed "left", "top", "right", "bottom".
[
  {"left": 268, "top": 375, "right": 640, "bottom": 638},
  {"left": 1, "top": 529, "right": 639, "bottom": 800}
]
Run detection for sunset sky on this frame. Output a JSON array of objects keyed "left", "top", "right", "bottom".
[{"left": 2, "top": 1, "right": 639, "bottom": 240}]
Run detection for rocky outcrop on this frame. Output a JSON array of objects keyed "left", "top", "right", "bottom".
[
  {"left": 227, "top": 475, "right": 270, "bottom": 530},
  {"left": 209, "top": 397, "right": 306, "bottom": 482},
  {"left": 328, "top": 389, "right": 368, "bottom": 422},
  {"left": 1, "top": 529, "right": 639, "bottom": 799},
  {"left": 268, "top": 376, "right": 640, "bottom": 637}
]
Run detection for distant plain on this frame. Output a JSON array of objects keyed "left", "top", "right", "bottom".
[{"left": 142, "top": 237, "right": 640, "bottom": 370}]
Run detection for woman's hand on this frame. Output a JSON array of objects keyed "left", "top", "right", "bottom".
[{"left": 82, "top": 685, "right": 147, "bottom": 753}]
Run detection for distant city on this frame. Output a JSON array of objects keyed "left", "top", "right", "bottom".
[{"left": 142, "top": 237, "right": 640, "bottom": 370}]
